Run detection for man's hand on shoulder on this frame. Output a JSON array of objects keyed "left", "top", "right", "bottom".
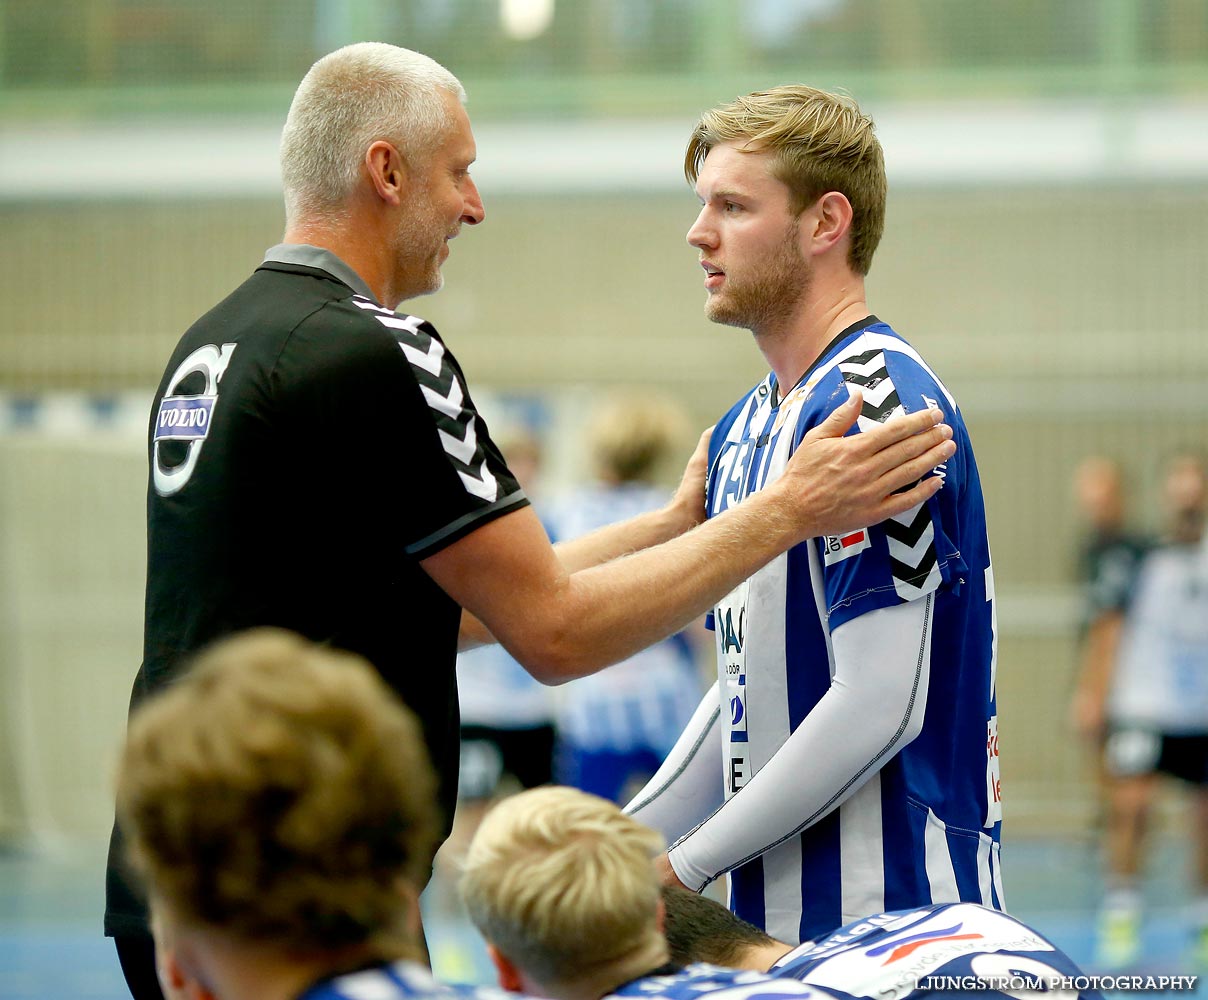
[
  {"left": 777, "top": 387, "right": 955, "bottom": 542},
  {"left": 665, "top": 427, "right": 713, "bottom": 534}
]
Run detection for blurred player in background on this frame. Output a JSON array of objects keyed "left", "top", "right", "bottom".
[
  {"left": 460, "top": 786, "right": 828, "bottom": 1000},
  {"left": 114, "top": 629, "right": 500, "bottom": 1000},
  {"left": 660, "top": 886, "right": 1100, "bottom": 999},
  {"left": 106, "top": 42, "right": 956, "bottom": 996},
  {"left": 1082, "top": 454, "right": 1208, "bottom": 968},
  {"left": 1068, "top": 457, "right": 1150, "bottom": 752},
  {"left": 626, "top": 85, "right": 1000, "bottom": 944},
  {"left": 550, "top": 394, "right": 707, "bottom": 804}
]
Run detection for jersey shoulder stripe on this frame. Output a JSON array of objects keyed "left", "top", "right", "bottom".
[{"left": 352, "top": 297, "right": 499, "bottom": 503}]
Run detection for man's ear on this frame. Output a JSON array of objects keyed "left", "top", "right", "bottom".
[
  {"left": 365, "top": 140, "right": 408, "bottom": 206},
  {"left": 486, "top": 942, "right": 525, "bottom": 993},
  {"left": 801, "top": 190, "right": 853, "bottom": 258}
]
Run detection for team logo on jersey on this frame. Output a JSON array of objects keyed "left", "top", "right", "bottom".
[
  {"left": 823, "top": 529, "right": 870, "bottom": 565},
  {"left": 866, "top": 922, "right": 982, "bottom": 965},
  {"left": 153, "top": 397, "right": 214, "bottom": 441},
  {"left": 153, "top": 343, "right": 236, "bottom": 497}
]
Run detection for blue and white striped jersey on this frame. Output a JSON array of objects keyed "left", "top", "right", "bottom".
[
  {"left": 609, "top": 962, "right": 835, "bottom": 1000},
  {"left": 771, "top": 903, "right": 1099, "bottom": 1000},
  {"left": 299, "top": 960, "right": 510, "bottom": 1000},
  {"left": 692, "top": 317, "right": 1001, "bottom": 942},
  {"left": 300, "top": 958, "right": 837, "bottom": 1000}
]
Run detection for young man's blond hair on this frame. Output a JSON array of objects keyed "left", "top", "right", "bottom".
[
  {"left": 460, "top": 787, "right": 668, "bottom": 1000},
  {"left": 684, "top": 84, "right": 886, "bottom": 275}
]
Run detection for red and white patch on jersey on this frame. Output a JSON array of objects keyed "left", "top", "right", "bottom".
[{"left": 823, "top": 529, "right": 870, "bottom": 565}]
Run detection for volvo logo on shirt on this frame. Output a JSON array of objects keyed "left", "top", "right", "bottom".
[
  {"left": 154, "top": 396, "right": 215, "bottom": 441},
  {"left": 153, "top": 342, "right": 236, "bottom": 497}
]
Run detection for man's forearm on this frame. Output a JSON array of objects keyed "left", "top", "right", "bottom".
[{"left": 553, "top": 503, "right": 697, "bottom": 573}]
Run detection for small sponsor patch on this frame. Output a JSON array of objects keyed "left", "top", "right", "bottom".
[
  {"left": 153, "top": 396, "right": 215, "bottom": 441},
  {"left": 823, "top": 528, "right": 870, "bottom": 565}
]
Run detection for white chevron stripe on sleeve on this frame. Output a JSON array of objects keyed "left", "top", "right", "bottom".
[
  {"left": 373, "top": 312, "right": 428, "bottom": 334},
  {"left": 856, "top": 409, "right": 904, "bottom": 433},
  {"left": 857, "top": 379, "right": 900, "bottom": 408},
  {"left": 888, "top": 527, "right": 936, "bottom": 566},
  {"left": 438, "top": 419, "right": 478, "bottom": 465},
  {"left": 458, "top": 459, "right": 499, "bottom": 501},
  {"left": 894, "top": 564, "right": 943, "bottom": 600},
  {"left": 838, "top": 352, "right": 886, "bottom": 377},
  {"left": 398, "top": 335, "right": 445, "bottom": 377},
  {"left": 851, "top": 332, "right": 958, "bottom": 410},
  {"left": 420, "top": 377, "right": 464, "bottom": 421}
]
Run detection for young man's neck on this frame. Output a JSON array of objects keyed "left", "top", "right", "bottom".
[
  {"left": 755, "top": 293, "right": 872, "bottom": 400},
  {"left": 743, "top": 940, "right": 795, "bottom": 972}
]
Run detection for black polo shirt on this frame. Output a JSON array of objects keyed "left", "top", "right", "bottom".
[{"left": 105, "top": 245, "right": 527, "bottom": 936}]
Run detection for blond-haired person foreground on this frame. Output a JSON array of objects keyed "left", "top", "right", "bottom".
[
  {"left": 460, "top": 787, "right": 826, "bottom": 1000},
  {"left": 116, "top": 629, "right": 501, "bottom": 1000}
]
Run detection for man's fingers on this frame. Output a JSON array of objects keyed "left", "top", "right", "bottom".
[
  {"left": 868, "top": 421, "right": 953, "bottom": 479},
  {"left": 808, "top": 386, "right": 862, "bottom": 440},
  {"left": 876, "top": 437, "right": 956, "bottom": 496},
  {"left": 859, "top": 405, "right": 946, "bottom": 454},
  {"left": 872, "top": 471, "right": 944, "bottom": 521}
]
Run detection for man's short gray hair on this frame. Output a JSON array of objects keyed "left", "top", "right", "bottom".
[{"left": 280, "top": 42, "right": 466, "bottom": 221}]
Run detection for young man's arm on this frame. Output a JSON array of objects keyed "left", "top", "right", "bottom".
[
  {"left": 658, "top": 596, "right": 932, "bottom": 890},
  {"left": 426, "top": 391, "right": 954, "bottom": 681}
]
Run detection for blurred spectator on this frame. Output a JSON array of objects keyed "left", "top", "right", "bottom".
[
  {"left": 1068, "top": 457, "right": 1150, "bottom": 746},
  {"left": 548, "top": 394, "right": 707, "bottom": 804},
  {"left": 1079, "top": 455, "right": 1208, "bottom": 968}
]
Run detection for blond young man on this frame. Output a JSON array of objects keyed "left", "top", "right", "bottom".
[
  {"left": 459, "top": 786, "right": 827, "bottom": 1000},
  {"left": 115, "top": 628, "right": 511, "bottom": 1000},
  {"left": 625, "top": 86, "right": 1001, "bottom": 941},
  {"left": 108, "top": 45, "right": 957, "bottom": 997}
]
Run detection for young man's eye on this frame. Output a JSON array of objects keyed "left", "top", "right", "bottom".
[{"left": 724, "top": 201, "right": 741, "bottom": 213}]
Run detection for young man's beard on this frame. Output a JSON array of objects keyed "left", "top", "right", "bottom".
[{"left": 705, "top": 223, "right": 810, "bottom": 335}]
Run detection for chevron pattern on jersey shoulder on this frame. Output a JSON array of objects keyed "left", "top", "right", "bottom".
[
  {"left": 883, "top": 501, "right": 942, "bottom": 600},
  {"left": 838, "top": 350, "right": 903, "bottom": 428},
  {"left": 368, "top": 310, "right": 499, "bottom": 503}
]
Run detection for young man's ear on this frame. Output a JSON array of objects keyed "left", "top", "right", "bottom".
[
  {"left": 486, "top": 942, "right": 525, "bottom": 993},
  {"left": 800, "top": 190, "right": 853, "bottom": 259}
]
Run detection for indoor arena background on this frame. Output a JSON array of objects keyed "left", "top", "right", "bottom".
[{"left": 2, "top": 1, "right": 1207, "bottom": 995}]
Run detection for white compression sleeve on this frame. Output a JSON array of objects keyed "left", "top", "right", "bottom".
[
  {"left": 668, "top": 595, "right": 934, "bottom": 891},
  {"left": 624, "top": 682, "right": 725, "bottom": 844}
]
